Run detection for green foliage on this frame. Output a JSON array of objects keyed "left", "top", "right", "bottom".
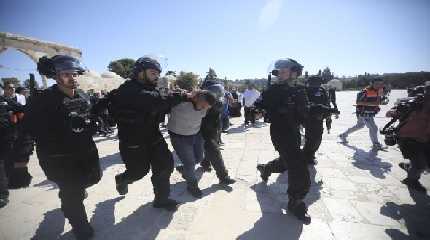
[
  {"left": 341, "top": 72, "right": 430, "bottom": 90},
  {"left": 108, "top": 58, "right": 135, "bottom": 79},
  {"left": 383, "top": 72, "right": 430, "bottom": 89},
  {"left": 321, "top": 67, "right": 334, "bottom": 83},
  {"left": 165, "top": 70, "right": 176, "bottom": 76},
  {"left": 205, "top": 68, "right": 218, "bottom": 81},
  {"left": 1, "top": 77, "right": 21, "bottom": 87},
  {"left": 176, "top": 71, "right": 200, "bottom": 91}
]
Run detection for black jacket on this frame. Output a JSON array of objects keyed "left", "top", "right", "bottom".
[
  {"left": 256, "top": 83, "right": 309, "bottom": 127},
  {"left": 201, "top": 101, "right": 223, "bottom": 140},
  {"left": 0, "top": 96, "right": 24, "bottom": 147},
  {"left": 110, "top": 79, "right": 188, "bottom": 146},
  {"left": 306, "top": 86, "right": 330, "bottom": 119},
  {"left": 23, "top": 85, "right": 96, "bottom": 155}
]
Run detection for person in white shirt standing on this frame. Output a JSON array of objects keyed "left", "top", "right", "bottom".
[
  {"left": 242, "top": 83, "right": 260, "bottom": 126},
  {"left": 3, "top": 83, "right": 26, "bottom": 105}
]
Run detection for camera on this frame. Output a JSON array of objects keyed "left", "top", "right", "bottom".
[
  {"left": 380, "top": 91, "right": 426, "bottom": 146},
  {"left": 380, "top": 126, "right": 398, "bottom": 146}
]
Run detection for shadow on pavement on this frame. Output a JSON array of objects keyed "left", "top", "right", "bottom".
[
  {"left": 31, "top": 208, "right": 65, "bottom": 240},
  {"left": 57, "top": 196, "right": 173, "bottom": 240},
  {"left": 236, "top": 183, "right": 304, "bottom": 240},
  {"left": 33, "top": 152, "right": 122, "bottom": 191},
  {"left": 227, "top": 123, "right": 249, "bottom": 134},
  {"left": 342, "top": 142, "right": 392, "bottom": 179},
  {"left": 54, "top": 167, "right": 230, "bottom": 240},
  {"left": 381, "top": 188, "right": 430, "bottom": 240},
  {"left": 99, "top": 152, "right": 122, "bottom": 172},
  {"left": 306, "top": 165, "right": 323, "bottom": 206}
]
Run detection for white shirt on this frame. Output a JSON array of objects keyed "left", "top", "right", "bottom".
[
  {"left": 242, "top": 89, "right": 260, "bottom": 107},
  {"left": 15, "top": 94, "right": 26, "bottom": 105}
]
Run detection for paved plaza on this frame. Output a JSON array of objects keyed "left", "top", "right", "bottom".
[{"left": 0, "top": 90, "right": 429, "bottom": 240}]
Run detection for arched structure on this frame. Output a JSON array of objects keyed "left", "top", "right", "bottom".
[{"left": 0, "top": 32, "right": 82, "bottom": 88}]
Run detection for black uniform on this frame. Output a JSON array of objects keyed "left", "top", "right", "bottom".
[
  {"left": 3, "top": 95, "right": 34, "bottom": 189},
  {"left": 23, "top": 85, "right": 101, "bottom": 236},
  {"left": 200, "top": 101, "right": 229, "bottom": 179},
  {"left": 110, "top": 79, "right": 188, "bottom": 204},
  {"left": 0, "top": 96, "right": 24, "bottom": 206},
  {"left": 303, "top": 86, "right": 330, "bottom": 162},
  {"left": 256, "top": 83, "right": 311, "bottom": 200}
]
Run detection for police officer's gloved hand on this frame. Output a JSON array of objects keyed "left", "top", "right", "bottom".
[{"left": 8, "top": 167, "right": 32, "bottom": 189}]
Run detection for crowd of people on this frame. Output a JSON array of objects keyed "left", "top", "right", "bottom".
[{"left": 0, "top": 54, "right": 429, "bottom": 240}]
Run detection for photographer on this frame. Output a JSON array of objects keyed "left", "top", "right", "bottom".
[
  {"left": 24, "top": 55, "right": 101, "bottom": 240},
  {"left": 385, "top": 87, "right": 430, "bottom": 192},
  {"left": 339, "top": 78, "right": 385, "bottom": 149}
]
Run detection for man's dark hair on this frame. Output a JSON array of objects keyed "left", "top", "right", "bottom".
[{"left": 198, "top": 90, "right": 217, "bottom": 106}]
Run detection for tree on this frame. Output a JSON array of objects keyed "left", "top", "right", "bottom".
[
  {"left": 1, "top": 77, "right": 21, "bottom": 87},
  {"left": 165, "top": 70, "right": 176, "bottom": 77},
  {"left": 108, "top": 58, "right": 135, "bottom": 79},
  {"left": 205, "top": 68, "right": 218, "bottom": 81},
  {"left": 176, "top": 71, "right": 199, "bottom": 91},
  {"left": 321, "top": 67, "right": 334, "bottom": 83}
]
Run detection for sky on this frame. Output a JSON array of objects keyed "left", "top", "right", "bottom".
[{"left": 1, "top": 0, "right": 429, "bottom": 85}]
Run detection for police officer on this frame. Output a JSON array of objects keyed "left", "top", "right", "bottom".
[
  {"left": 24, "top": 55, "right": 101, "bottom": 240},
  {"left": 303, "top": 75, "right": 331, "bottom": 165},
  {"left": 200, "top": 83, "right": 236, "bottom": 185},
  {"left": 110, "top": 56, "right": 190, "bottom": 211},
  {"left": 255, "top": 58, "right": 311, "bottom": 223},
  {"left": 0, "top": 93, "right": 25, "bottom": 208},
  {"left": 2, "top": 83, "right": 34, "bottom": 189}
]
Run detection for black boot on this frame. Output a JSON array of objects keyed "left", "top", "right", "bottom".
[
  {"left": 152, "top": 172, "right": 180, "bottom": 211},
  {"left": 65, "top": 206, "right": 94, "bottom": 240},
  {"left": 176, "top": 165, "right": 184, "bottom": 174},
  {"left": 307, "top": 156, "right": 317, "bottom": 165},
  {"left": 401, "top": 178, "right": 426, "bottom": 192},
  {"left": 187, "top": 181, "right": 203, "bottom": 198},
  {"left": 70, "top": 221, "right": 94, "bottom": 240},
  {"left": 200, "top": 163, "right": 212, "bottom": 172},
  {"left": 257, "top": 164, "right": 271, "bottom": 182},
  {"left": 115, "top": 174, "right": 128, "bottom": 195},
  {"left": 399, "top": 162, "right": 410, "bottom": 172},
  {"left": 8, "top": 167, "right": 32, "bottom": 189},
  {"left": 288, "top": 198, "right": 311, "bottom": 224},
  {"left": 153, "top": 198, "right": 180, "bottom": 211},
  {"left": 219, "top": 176, "right": 236, "bottom": 185},
  {"left": 0, "top": 194, "right": 8, "bottom": 209}
]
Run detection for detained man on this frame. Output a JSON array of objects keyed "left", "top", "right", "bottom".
[{"left": 168, "top": 90, "right": 216, "bottom": 198}]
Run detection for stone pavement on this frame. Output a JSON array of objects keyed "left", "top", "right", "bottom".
[{"left": 1, "top": 90, "right": 429, "bottom": 240}]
